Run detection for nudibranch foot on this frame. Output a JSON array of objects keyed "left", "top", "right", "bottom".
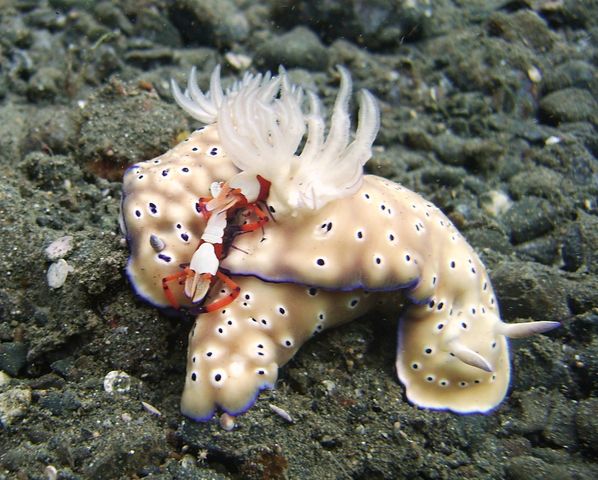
[{"left": 181, "top": 275, "right": 391, "bottom": 421}]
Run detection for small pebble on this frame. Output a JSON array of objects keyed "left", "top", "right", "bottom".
[
  {"left": 47, "top": 259, "right": 74, "bottom": 289},
  {"left": 322, "top": 379, "right": 336, "bottom": 395},
  {"left": 44, "top": 465, "right": 58, "bottom": 480},
  {"left": 45, "top": 235, "right": 74, "bottom": 261},
  {"left": 545, "top": 135, "right": 561, "bottom": 145},
  {"left": 527, "top": 65, "right": 542, "bottom": 83},
  {"left": 225, "top": 52, "right": 252, "bottom": 70},
  {"left": 180, "top": 453, "right": 196, "bottom": 469},
  {"left": 219, "top": 412, "right": 236, "bottom": 431},
  {"left": 0, "top": 371, "right": 11, "bottom": 386},
  {"left": 480, "top": 190, "right": 513, "bottom": 217},
  {"left": 0, "top": 388, "right": 32, "bottom": 427}
]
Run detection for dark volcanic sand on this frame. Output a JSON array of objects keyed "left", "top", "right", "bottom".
[{"left": 0, "top": 1, "right": 596, "bottom": 479}]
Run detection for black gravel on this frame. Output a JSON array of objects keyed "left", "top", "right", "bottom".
[{"left": 0, "top": 1, "right": 597, "bottom": 479}]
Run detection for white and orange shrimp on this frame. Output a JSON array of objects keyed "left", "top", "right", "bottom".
[{"left": 161, "top": 173, "right": 271, "bottom": 313}]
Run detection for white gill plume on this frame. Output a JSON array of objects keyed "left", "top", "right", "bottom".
[{"left": 171, "top": 65, "right": 380, "bottom": 215}]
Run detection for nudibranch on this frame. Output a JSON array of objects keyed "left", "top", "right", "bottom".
[{"left": 120, "top": 65, "right": 559, "bottom": 421}]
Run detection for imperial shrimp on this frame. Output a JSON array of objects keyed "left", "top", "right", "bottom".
[{"left": 162, "top": 172, "right": 271, "bottom": 312}]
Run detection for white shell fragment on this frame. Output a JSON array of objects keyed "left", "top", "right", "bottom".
[
  {"left": 225, "top": 52, "right": 252, "bottom": 70},
  {"left": 269, "top": 404, "right": 294, "bottom": 424},
  {"left": 527, "top": 65, "right": 542, "bottom": 83},
  {"left": 480, "top": 190, "right": 512, "bottom": 217},
  {"left": 141, "top": 401, "right": 162, "bottom": 416},
  {"left": 545, "top": 135, "right": 561, "bottom": 145},
  {"left": 47, "top": 259, "right": 74, "bottom": 289},
  {"left": 0, "top": 387, "right": 32, "bottom": 428},
  {"left": 103, "top": 370, "right": 131, "bottom": 394},
  {"left": 45, "top": 235, "right": 74, "bottom": 261}
]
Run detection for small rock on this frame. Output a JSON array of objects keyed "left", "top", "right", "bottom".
[
  {"left": 562, "top": 211, "right": 598, "bottom": 273},
  {"left": 47, "top": 259, "right": 74, "bottom": 289},
  {"left": 22, "top": 152, "right": 82, "bottom": 191},
  {"left": 542, "top": 60, "right": 596, "bottom": 94},
  {"left": 539, "top": 88, "right": 598, "bottom": 125},
  {"left": 486, "top": 10, "right": 556, "bottom": 51},
  {"left": 219, "top": 412, "right": 236, "bottom": 431},
  {"left": 124, "top": 48, "right": 174, "bottom": 68},
  {"left": 39, "top": 390, "right": 82, "bottom": 416},
  {"left": 420, "top": 166, "right": 465, "bottom": 188},
  {"left": 45, "top": 235, "right": 74, "bottom": 261},
  {"left": 50, "top": 357, "right": 75, "bottom": 378},
  {"left": 576, "top": 398, "right": 598, "bottom": 454},
  {"left": 502, "top": 197, "right": 555, "bottom": 244},
  {"left": 130, "top": 8, "right": 181, "bottom": 47},
  {"left": 492, "top": 261, "right": 570, "bottom": 323},
  {"left": 29, "top": 373, "right": 65, "bottom": 390},
  {"left": 26, "top": 67, "right": 63, "bottom": 101},
  {"left": 508, "top": 166, "right": 564, "bottom": 202},
  {"left": 480, "top": 190, "right": 512, "bottom": 217},
  {"left": 23, "top": 106, "right": 78, "bottom": 157},
  {"left": 0, "top": 342, "right": 28, "bottom": 376},
  {"left": 432, "top": 133, "right": 504, "bottom": 172},
  {"left": 168, "top": 0, "right": 249, "bottom": 48},
  {"left": 505, "top": 456, "right": 573, "bottom": 480},
  {"left": 255, "top": 26, "right": 329, "bottom": 71},
  {"left": 543, "top": 392, "right": 577, "bottom": 449},
  {"left": 271, "top": 0, "right": 431, "bottom": 47},
  {"left": 0, "top": 387, "right": 32, "bottom": 427},
  {"left": 562, "top": 223, "right": 584, "bottom": 272},
  {"left": 93, "top": 1, "right": 134, "bottom": 35},
  {"left": 515, "top": 236, "right": 560, "bottom": 266}
]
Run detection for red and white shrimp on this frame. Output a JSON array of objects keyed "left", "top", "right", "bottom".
[{"left": 161, "top": 173, "right": 271, "bottom": 312}]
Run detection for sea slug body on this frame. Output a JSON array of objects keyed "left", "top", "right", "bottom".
[{"left": 120, "top": 65, "right": 559, "bottom": 421}]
